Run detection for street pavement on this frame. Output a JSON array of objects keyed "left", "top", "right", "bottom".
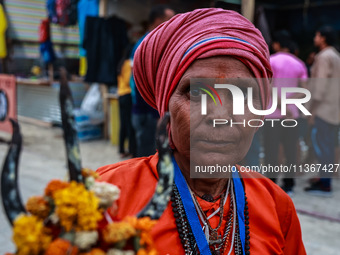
[{"left": 0, "top": 122, "right": 339, "bottom": 254}]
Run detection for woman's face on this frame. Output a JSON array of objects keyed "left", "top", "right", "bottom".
[{"left": 169, "top": 56, "right": 261, "bottom": 171}]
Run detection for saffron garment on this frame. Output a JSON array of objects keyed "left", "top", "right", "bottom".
[{"left": 97, "top": 154, "right": 306, "bottom": 255}]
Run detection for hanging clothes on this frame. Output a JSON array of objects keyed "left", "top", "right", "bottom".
[
  {"left": 255, "top": 6, "right": 272, "bottom": 45},
  {"left": 0, "top": 3, "right": 8, "bottom": 59},
  {"left": 67, "top": 0, "right": 78, "bottom": 26},
  {"left": 39, "top": 19, "right": 51, "bottom": 43},
  {"left": 40, "top": 40, "right": 56, "bottom": 64},
  {"left": 47, "top": 0, "right": 58, "bottom": 24},
  {"left": 77, "top": 0, "right": 99, "bottom": 57},
  {"left": 83, "top": 16, "right": 129, "bottom": 85},
  {"left": 48, "top": 0, "right": 78, "bottom": 26},
  {"left": 56, "top": 0, "right": 70, "bottom": 26},
  {"left": 79, "top": 56, "right": 87, "bottom": 77},
  {"left": 39, "top": 19, "right": 55, "bottom": 64}
]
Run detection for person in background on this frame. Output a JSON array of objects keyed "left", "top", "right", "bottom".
[
  {"left": 305, "top": 26, "right": 340, "bottom": 196},
  {"left": 117, "top": 46, "right": 136, "bottom": 158},
  {"left": 264, "top": 31, "right": 308, "bottom": 196},
  {"left": 130, "top": 5, "right": 175, "bottom": 157}
]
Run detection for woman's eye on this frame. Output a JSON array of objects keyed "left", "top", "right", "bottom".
[
  {"left": 189, "top": 88, "right": 202, "bottom": 98},
  {"left": 240, "top": 87, "right": 248, "bottom": 100}
]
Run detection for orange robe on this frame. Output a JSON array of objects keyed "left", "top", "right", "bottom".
[{"left": 97, "top": 154, "right": 306, "bottom": 255}]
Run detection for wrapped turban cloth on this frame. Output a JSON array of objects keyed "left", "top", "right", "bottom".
[{"left": 133, "top": 8, "right": 273, "bottom": 117}]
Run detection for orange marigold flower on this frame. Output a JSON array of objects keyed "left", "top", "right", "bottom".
[
  {"left": 82, "top": 168, "right": 99, "bottom": 179},
  {"left": 26, "top": 196, "right": 50, "bottom": 219},
  {"left": 140, "top": 231, "right": 153, "bottom": 247},
  {"left": 44, "top": 179, "right": 69, "bottom": 197},
  {"left": 137, "top": 248, "right": 157, "bottom": 255},
  {"left": 103, "top": 221, "right": 136, "bottom": 244},
  {"left": 126, "top": 217, "right": 157, "bottom": 232},
  {"left": 137, "top": 249, "right": 147, "bottom": 255},
  {"left": 126, "top": 217, "right": 157, "bottom": 253},
  {"left": 45, "top": 238, "right": 78, "bottom": 255},
  {"left": 80, "top": 248, "right": 106, "bottom": 255}
]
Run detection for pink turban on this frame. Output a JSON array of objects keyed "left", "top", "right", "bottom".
[{"left": 133, "top": 8, "right": 272, "bottom": 117}]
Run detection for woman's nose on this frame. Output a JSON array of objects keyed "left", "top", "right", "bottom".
[{"left": 204, "top": 92, "right": 234, "bottom": 126}]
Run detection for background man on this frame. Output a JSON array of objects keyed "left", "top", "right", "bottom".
[
  {"left": 305, "top": 26, "right": 340, "bottom": 196},
  {"left": 130, "top": 5, "right": 175, "bottom": 157}
]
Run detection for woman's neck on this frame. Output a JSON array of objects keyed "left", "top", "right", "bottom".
[{"left": 173, "top": 151, "right": 229, "bottom": 198}]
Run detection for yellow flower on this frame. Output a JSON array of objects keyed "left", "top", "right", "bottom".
[
  {"left": 54, "top": 181, "right": 102, "bottom": 231},
  {"left": 12, "top": 214, "right": 51, "bottom": 255},
  {"left": 103, "top": 221, "right": 136, "bottom": 244},
  {"left": 26, "top": 196, "right": 50, "bottom": 219}
]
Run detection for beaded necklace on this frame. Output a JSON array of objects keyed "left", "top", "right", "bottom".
[
  {"left": 151, "top": 113, "right": 250, "bottom": 254},
  {"left": 190, "top": 179, "right": 231, "bottom": 251},
  {"left": 171, "top": 182, "right": 250, "bottom": 255}
]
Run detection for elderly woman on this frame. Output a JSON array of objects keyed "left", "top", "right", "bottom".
[{"left": 98, "top": 8, "right": 306, "bottom": 255}]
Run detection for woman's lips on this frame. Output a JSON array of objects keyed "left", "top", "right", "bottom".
[{"left": 192, "top": 139, "right": 235, "bottom": 151}]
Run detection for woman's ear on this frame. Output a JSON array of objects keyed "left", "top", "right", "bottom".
[{"left": 167, "top": 116, "right": 175, "bottom": 150}]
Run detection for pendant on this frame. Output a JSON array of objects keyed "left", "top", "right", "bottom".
[
  {"left": 209, "top": 230, "right": 222, "bottom": 245},
  {"left": 202, "top": 194, "right": 214, "bottom": 202}
]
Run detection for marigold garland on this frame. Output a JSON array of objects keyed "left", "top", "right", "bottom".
[
  {"left": 137, "top": 248, "right": 157, "bottom": 255},
  {"left": 107, "top": 249, "right": 135, "bottom": 255},
  {"left": 25, "top": 196, "right": 50, "bottom": 219},
  {"left": 45, "top": 238, "right": 79, "bottom": 255},
  {"left": 127, "top": 217, "right": 157, "bottom": 255},
  {"left": 7, "top": 169, "right": 158, "bottom": 254},
  {"left": 82, "top": 168, "right": 100, "bottom": 179},
  {"left": 12, "top": 214, "right": 51, "bottom": 255},
  {"left": 45, "top": 179, "right": 70, "bottom": 198},
  {"left": 103, "top": 221, "right": 136, "bottom": 244},
  {"left": 54, "top": 181, "right": 102, "bottom": 231},
  {"left": 126, "top": 217, "right": 157, "bottom": 233},
  {"left": 80, "top": 248, "right": 106, "bottom": 255}
]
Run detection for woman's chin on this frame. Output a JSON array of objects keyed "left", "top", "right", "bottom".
[{"left": 190, "top": 151, "right": 237, "bottom": 169}]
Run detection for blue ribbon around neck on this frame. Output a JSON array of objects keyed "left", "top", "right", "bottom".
[
  {"left": 232, "top": 166, "right": 246, "bottom": 255},
  {"left": 172, "top": 157, "right": 246, "bottom": 255}
]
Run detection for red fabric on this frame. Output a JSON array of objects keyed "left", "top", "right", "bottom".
[
  {"left": 56, "top": 0, "right": 69, "bottom": 26},
  {"left": 133, "top": 8, "right": 273, "bottom": 118},
  {"left": 97, "top": 154, "right": 306, "bottom": 255},
  {"left": 39, "top": 19, "right": 50, "bottom": 43}
]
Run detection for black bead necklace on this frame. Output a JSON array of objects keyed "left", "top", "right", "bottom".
[
  {"left": 171, "top": 184, "right": 198, "bottom": 253},
  {"left": 171, "top": 183, "right": 251, "bottom": 255}
]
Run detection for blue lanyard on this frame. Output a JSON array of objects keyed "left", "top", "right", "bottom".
[
  {"left": 173, "top": 157, "right": 211, "bottom": 255},
  {"left": 232, "top": 167, "right": 246, "bottom": 255},
  {"left": 173, "top": 157, "right": 246, "bottom": 255}
]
